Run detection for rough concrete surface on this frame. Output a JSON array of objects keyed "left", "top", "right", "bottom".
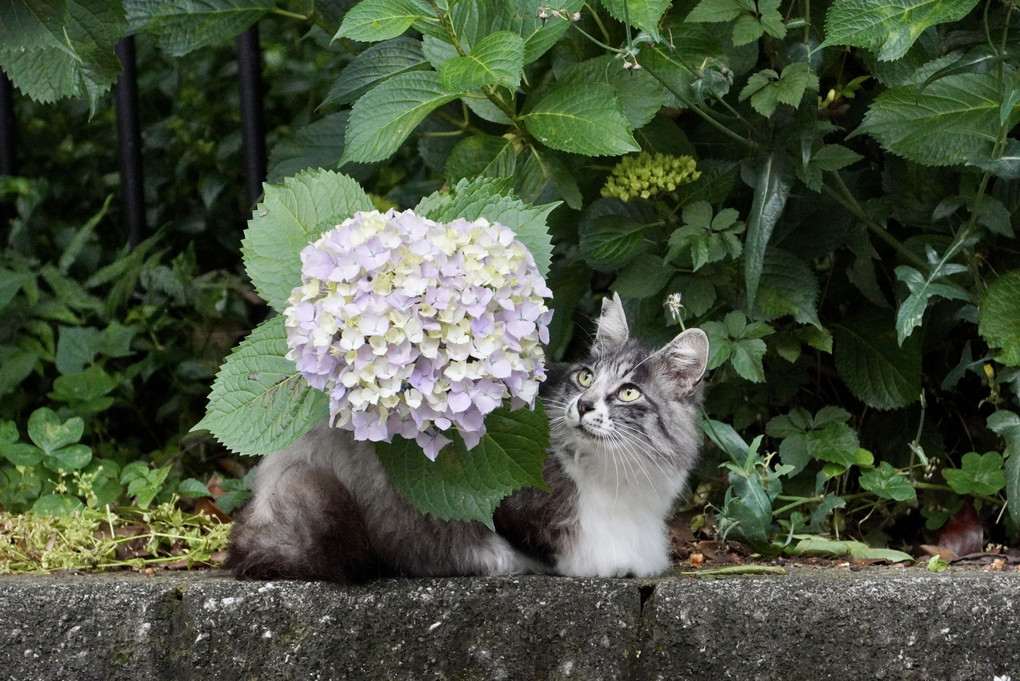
[{"left": 0, "top": 568, "right": 1017, "bottom": 680}]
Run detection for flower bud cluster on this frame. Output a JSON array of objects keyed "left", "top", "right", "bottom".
[
  {"left": 284, "top": 210, "right": 553, "bottom": 460},
  {"left": 601, "top": 152, "right": 701, "bottom": 202}
]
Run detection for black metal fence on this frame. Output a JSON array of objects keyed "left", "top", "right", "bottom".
[{"left": 0, "top": 27, "right": 269, "bottom": 247}]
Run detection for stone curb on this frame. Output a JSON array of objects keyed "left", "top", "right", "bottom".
[{"left": 0, "top": 569, "right": 1018, "bottom": 680}]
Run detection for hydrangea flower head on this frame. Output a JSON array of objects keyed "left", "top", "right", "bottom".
[
  {"left": 283, "top": 209, "right": 553, "bottom": 460},
  {"left": 601, "top": 152, "right": 701, "bottom": 202}
]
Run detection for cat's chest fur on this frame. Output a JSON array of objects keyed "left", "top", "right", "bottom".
[{"left": 554, "top": 453, "right": 681, "bottom": 577}]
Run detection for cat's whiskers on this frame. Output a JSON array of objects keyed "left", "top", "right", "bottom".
[{"left": 614, "top": 421, "right": 673, "bottom": 484}]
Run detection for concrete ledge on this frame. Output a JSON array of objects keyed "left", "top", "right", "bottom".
[{"left": 0, "top": 569, "right": 1018, "bottom": 680}]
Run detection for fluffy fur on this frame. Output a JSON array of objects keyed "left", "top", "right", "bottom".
[{"left": 227, "top": 294, "right": 709, "bottom": 581}]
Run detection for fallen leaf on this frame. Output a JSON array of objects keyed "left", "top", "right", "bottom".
[
  {"left": 938, "top": 502, "right": 983, "bottom": 557},
  {"left": 919, "top": 544, "right": 958, "bottom": 560},
  {"left": 690, "top": 552, "right": 705, "bottom": 568}
]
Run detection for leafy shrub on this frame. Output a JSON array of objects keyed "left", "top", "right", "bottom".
[{"left": 3, "top": 0, "right": 1019, "bottom": 555}]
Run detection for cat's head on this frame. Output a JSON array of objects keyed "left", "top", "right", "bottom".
[{"left": 549, "top": 293, "right": 709, "bottom": 480}]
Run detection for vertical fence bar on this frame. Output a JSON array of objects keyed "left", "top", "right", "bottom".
[
  {"left": 114, "top": 36, "right": 145, "bottom": 248},
  {"left": 0, "top": 69, "right": 16, "bottom": 236},
  {"left": 237, "top": 25, "right": 267, "bottom": 208}
]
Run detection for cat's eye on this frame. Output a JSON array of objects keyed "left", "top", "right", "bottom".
[
  {"left": 577, "top": 368, "right": 594, "bottom": 387},
  {"left": 618, "top": 386, "right": 642, "bottom": 402}
]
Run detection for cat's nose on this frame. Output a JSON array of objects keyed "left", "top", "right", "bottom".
[{"left": 576, "top": 398, "right": 594, "bottom": 417}]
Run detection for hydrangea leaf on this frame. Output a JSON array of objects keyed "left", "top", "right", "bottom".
[
  {"left": 333, "top": 0, "right": 434, "bottom": 42},
  {"left": 192, "top": 317, "right": 329, "bottom": 456},
  {"left": 494, "top": 0, "right": 584, "bottom": 65},
  {"left": 266, "top": 112, "right": 350, "bottom": 183},
  {"left": 943, "top": 451, "right": 1006, "bottom": 497},
  {"left": 859, "top": 461, "right": 917, "bottom": 502},
  {"left": 241, "top": 169, "right": 374, "bottom": 311},
  {"left": 415, "top": 177, "right": 555, "bottom": 276},
  {"left": 579, "top": 215, "right": 647, "bottom": 270},
  {"left": 514, "top": 147, "right": 583, "bottom": 210},
  {"left": 340, "top": 71, "right": 465, "bottom": 165},
  {"left": 821, "top": 0, "right": 981, "bottom": 61},
  {"left": 0, "top": 0, "right": 127, "bottom": 115},
  {"left": 376, "top": 402, "right": 550, "bottom": 528},
  {"left": 323, "top": 37, "right": 428, "bottom": 108},
  {"left": 125, "top": 0, "right": 273, "bottom": 56},
  {"left": 440, "top": 31, "right": 524, "bottom": 92},
  {"left": 559, "top": 56, "right": 667, "bottom": 130},
  {"left": 978, "top": 270, "right": 1020, "bottom": 366},
  {"left": 445, "top": 134, "right": 517, "bottom": 184},
  {"left": 833, "top": 312, "right": 921, "bottom": 410},
  {"left": 853, "top": 70, "right": 1020, "bottom": 166},
  {"left": 521, "top": 82, "right": 640, "bottom": 157},
  {"left": 967, "top": 138, "right": 1020, "bottom": 180}
]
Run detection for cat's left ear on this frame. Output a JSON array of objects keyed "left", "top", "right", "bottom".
[
  {"left": 593, "top": 292, "right": 629, "bottom": 351},
  {"left": 653, "top": 328, "right": 709, "bottom": 396}
]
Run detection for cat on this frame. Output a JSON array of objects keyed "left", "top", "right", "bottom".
[{"left": 226, "top": 293, "right": 709, "bottom": 581}]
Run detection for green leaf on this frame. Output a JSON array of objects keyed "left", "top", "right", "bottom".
[
  {"left": 766, "top": 407, "right": 859, "bottom": 475},
  {"left": 0, "top": 0, "right": 127, "bottom": 114},
  {"left": 440, "top": 30, "right": 524, "bottom": 91},
  {"left": 445, "top": 135, "right": 517, "bottom": 183},
  {"left": 833, "top": 312, "right": 922, "bottom": 410},
  {"left": 1, "top": 443, "right": 44, "bottom": 467},
  {"left": 521, "top": 83, "right": 639, "bottom": 157},
  {"left": 266, "top": 112, "right": 349, "bottom": 184},
  {"left": 47, "top": 444, "right": 92, "bottom": 472},
  {"left": 241, "top": 169, "right": 374, "bottom": 311},
  {"left": 978, "top": 270, "right": 1020, "bottom": 366},
  {"left": 340, "top": 71, "right": 464, "bottom": 165},
  {"left": 739, "top": 63, "right": 818, "bottom": 117},
  {"left": 26, "top": 408, "right": 84, "bottom": 455},
  {"left": 612, "top": 255, "right": 672, "bottom": 299},
  {"left": 32, "top": 494, "right": 84, "bottom": 517},
  {"left": 324, "top": 37, "right": 428, "bottom": 108},
  {"left": 859, "top": 461, "right": 917, "bottom": 502},
  {"left": 559, "top": 56, "right": 668, "bottom": 130},
  {"left": 754, "top": 249, "right": 822, "bottom": 328},
  {"left": 125, "top": 0, "right": 273, "bottom": 56},
  {"left": 514, "top": 147, "right": 582, "bottom": 210},
  {"left": 967, "top": 138, "right": 1020, "bottom": 180},
  {"left": 414, "top": 177, "right": 556, "bottom": 277},
  {"left": 48, "top": 365, "right": 118, "bottom": 407},
  {"left": 600, "top": 0, "right": 670, "bottom": 38},
  {"left": 702, "top": 311, "right": 773, "bottom": 383},
  {"left": 0, "top": 348, "right": 38, "bottom": 397},
  {"left": 894, "top": 244, "right": 972, "bottom": 345},
  {"left": 376, "top": 403, "right": 550, "bottom": 527},
  {"left": 178, "top": 478, "right": 213, "bottom": 498},
  {"left": 494, "top": 0, "right": 584, "bottom": 65},
  {"left": 743, "top": 152, "right": 794, "bottom": 309},
  {"left": 822, "top": 0, "right": 981, "bottom": 61},
  {"left": 579, "top": 214, "right": 647, "bottom": 270},
  {"left": 987, "top": 410, "right": 1020, "bottom": 525},
  {"left": 686, "top": 0, "right": 744, "bottom": 23},
  {"left": 853, "top": 70, "right": 1020, "bottom": 167},
  {"left": 943, "top": 451, "right": 1006, "bottom": 497},
  {"left": 787, "top": 536, "right": 915, "bottom": 563},
  {"left": 333, "top": 0, "right": 433, "bottom": 42},
  {"left": 192, "top": 317, "right": 330, "bottom": 456}
]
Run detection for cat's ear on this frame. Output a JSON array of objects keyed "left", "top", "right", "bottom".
[
  {"left": 594, "top": 292, "right": 629, "bottom": 350},
  {"left": 654, "top": 328, "right": 709, "bottom": 396}
]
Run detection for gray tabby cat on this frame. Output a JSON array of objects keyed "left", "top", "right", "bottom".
[{"left": 227, "top": 293, "right": 709, "bottom": 581}]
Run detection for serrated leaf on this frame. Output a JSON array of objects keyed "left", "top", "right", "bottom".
[
  {"left": 522, "top": 82, "right": 639, "bottom": 157},
  {"left": 600, "top": 0, "right": 670, "bottom": 38},
  {"left": 241, "top": 169, "right": 374, "bottom": 311},
  {"left": 192, "top": 317, "right": 329, "bottom": 456},
  {"left": 767, "top": 407, "right": 859, "bottom": 475},
  {"left": 978, "top": 269, "right": 1020, "bottom": 366},
  {"left": 0, "top": 0, "right": 126, "bottom": 114},
  {"left": 440, "top": 30, "right": 524, "bottom": 91},
  {"left": 376, "top": 403, "right": 549, "bottom": 527},
  {"left": 833, "top": 312, "right": 921, "bottom": 410},
  {"left": 494, "top": 0, "right": 584, "bottom": 64},
  {"left": 611, "top": 255, "right": 672, "bottom": 299},
  {"left": 894, "top": 258, "right": 971, "bottom": 346},
  {"left": 853, "top": 70, "right": 1020, "bottom": 167},
  {"left": 686, "top": 0, "right": 744, "bottom": 23},
  {"left": 414, "top": 177, "right": 556, "bottom": 277},
  {"left": 324, "top": 37, "right": 428, "bottom": 108},
  {"left": 739, "top": 63, "right": 818, "bottom": 117},
  {"left": 755, "top": 249, "right": 822, "bottom": 328},
  {"left": 821, "top": 0, "right": 980, "bottom": 61},
  {"left": 514, "top": 147, "right": 582, "bottom": 210},
  {"left": 987, "top": 410, "right": 1020, "bottom": 524},
  {"left": 266, "top": 112, "right": 349, "bottom": 184},
  {"left": 341, "top": 71, "right": 464, "bottom": 165},
  {"left": 178, "top": 478, "right": 213, "bottom": 498},
  {"left": 125, "top": 0, "right": 273, "bottom": 56},
  {"left": 445, "top": 135, "right": 517, "bottom": 183},
  {"left": 859, "top": 461, "right": 917, "bottom": 502},
  {"left": 333, "top": 0, "right": 434, "bottom": 42},
  {"left": 578, "top": 215, "right": 647, "bottom": 270},
  {"left": 743, "top": 151, "right": 794, "bottom": 309},
  {"left": 559, "top": 55, "right": 668, "bottom": 130}
]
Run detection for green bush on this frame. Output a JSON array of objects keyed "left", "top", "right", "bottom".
[{"left": 2, "top": 0, "right": 1019, "bottom": 557}]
